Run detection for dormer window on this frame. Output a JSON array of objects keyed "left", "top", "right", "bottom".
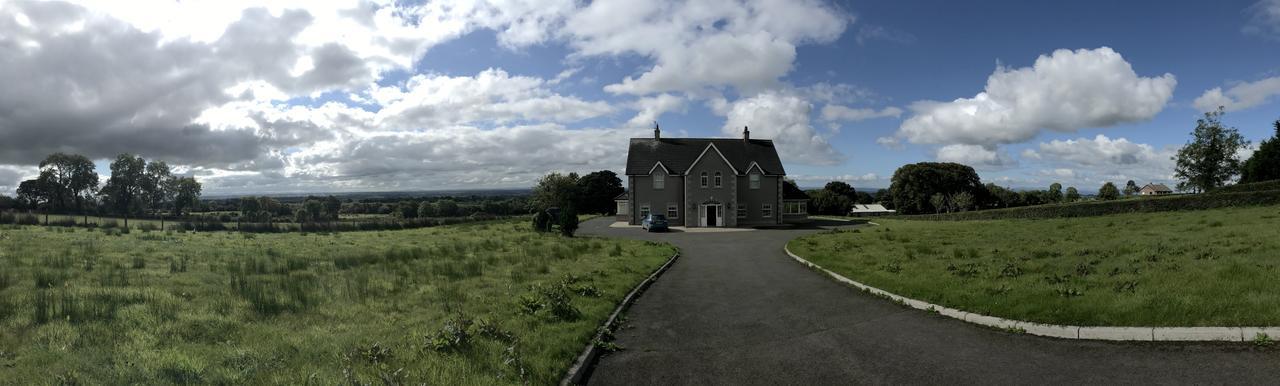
[
  {"left": 714, "top": 172, "right": 722, "bottom": 188},
  {"left": 700, "top": 172, "right": 708, "bottom": 188},
  {"left": 653, "top": 172, "right": 665, "bottom": 190}
]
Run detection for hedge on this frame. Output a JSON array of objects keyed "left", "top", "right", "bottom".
[
  {"left": 900, "top": 189, "right": 1280, "bottom": 221},
  {"left": 1213, "top": 179, "right": 1280, "bottom": 194}
]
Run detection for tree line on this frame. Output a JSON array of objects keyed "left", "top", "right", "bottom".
[{"left": 6, "top": 153, "right": 201, "bottom": 227}]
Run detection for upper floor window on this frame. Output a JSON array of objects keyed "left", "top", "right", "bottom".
[
  {"left": 714, "top": 172, "right": 722, "bottom": 188},
  {"left": 700, "top": 172, "right": 708, "bottom": 188},
  {"left": 653, "top": 173, "right": 665, "bottom": 190},
  {"left": 749, "top": 173, "right": 760, "bottom": 189}
]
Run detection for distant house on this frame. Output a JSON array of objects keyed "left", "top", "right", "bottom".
[
  {"left": 1139, "top": 183, "right": 1173, "bottom": 196},
  {"left": 617, "top": 125, "right": 806, "bottom": 227},
  {"left": 849, "top": 204, "right": 895, "bottom": 217}
]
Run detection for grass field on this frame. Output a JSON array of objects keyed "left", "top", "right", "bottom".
[
  {"left": 0, "top": 220, "right": 673, "bottom": 384},
  {"left": 790, "top": 205, "right": 1280, "bottom": 327}
]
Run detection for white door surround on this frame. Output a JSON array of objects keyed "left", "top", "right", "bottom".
[{"left": 699, "top": 203, "right": 724, "bottom": 227}]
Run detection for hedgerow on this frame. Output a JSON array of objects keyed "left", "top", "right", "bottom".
[{"left": 902, "top": 189, "right": 1280, "bottom": 221}]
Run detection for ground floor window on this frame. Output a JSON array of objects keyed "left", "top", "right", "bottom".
[
  {"left": 784, "top": 201, "right": 806, "bottom": 214},
  {"left": 617, "top": 201, "right": 628, "bottom": 215},
  {"left": 640, "top": 205, "right": 650, "bottom": 218},
  {"left": 667, "top": 204, "right": 679, "bottom": 219},
  {"left": 737, "top": 204, "right": 747, "bottom": 218},
  {"left": 762, "top": 204, "right": 773, "bottom": 218}
]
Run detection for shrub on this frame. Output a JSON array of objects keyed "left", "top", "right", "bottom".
[
  {"left": 904, "top": 189, "right": 1280, "bottom": 221},
  {"left": 16, "top": 213, "right": 38, "bottom": 225},
  {"left": 0, "top": 211, "right": 14, "bottom": 224}
]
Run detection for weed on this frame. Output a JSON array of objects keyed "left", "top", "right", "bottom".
[
  {"left": 1254, "top": 333, "right": 1274, "bottom": 347},
  {"left": 426, "top": 316, "right": 473, "bottom": 353}
]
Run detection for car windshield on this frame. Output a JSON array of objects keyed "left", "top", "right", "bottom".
[{"left": 650, "top": 215, "right": 667, "bottom": 221}]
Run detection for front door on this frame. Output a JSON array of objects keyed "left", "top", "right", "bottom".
[{"left": 707, "top": 205, "right": 718, "bottom": 227}]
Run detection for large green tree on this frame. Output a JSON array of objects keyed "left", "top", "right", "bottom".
[
  {"left": 100, "top": 154, "right": 147, "bottom": 227},
  {"left": 1047, "top": 183, "right": 1063, "bottom": 203},
  {"left": 808, "top": 189, "right": 853, "bottom": 216},
  {"left": 1174, "top": 108, "right": 1250, "bottom": 192},
  {"left": 532, "top": 172, "right": 580, "bottom": 210},
  {"left": 888, "top": 162, "right": 986, "bottom": 215},
  {"left": 1240, "top": 119, "right": 1280, "bottom": 184},
  {"left": 171, "top": 177, "right": 202, "bottom": 217},
  {"left": 36, "top": 153, "right": 99, "bottom": 222},
  {"left": 1123, "top": 180, "right": 1139, "bottom": 196},
  {"left": 576, "top": 170, "right": 624, "bottom": 215},
  {"left": 1098, "top": 182, "right": 1121, "bottom": 200},
  {"left": 1065, "top": 186, "right": 1081, "bottom": 202}
]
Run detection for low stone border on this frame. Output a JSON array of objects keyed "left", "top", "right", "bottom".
[
  {"left": 784, "top": 244, "right": 1276, "bottom": 342},
  {"left": 561, "top": 249, "right": 682, "bottom": 385}
]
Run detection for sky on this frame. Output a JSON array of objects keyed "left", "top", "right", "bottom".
[{"left": 1, "top": 0, "right": 1279, "bottom": 195}]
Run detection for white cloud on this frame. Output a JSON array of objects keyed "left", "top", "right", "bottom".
[
  {"left": 876, "top": 136, "right": 903, "bottom": 150},
  {"left": 1025, "top": 135, "right": 1177, "bottom": 187},
  {"left": 1245, "top": 0, "right": 1280, "bottom": 39},
  {"left": 820, "top": 105, "right": 903, "bottom": 122},
  {"left": 627, "top": 94, "right": 686, "bottom": 128},
  {"left": 373, "top": 69, "right": 615, "bottom": 129},
  {"left": 934, "top": 144, "right": 1016, "bottom": 169},
  {"left": 563, "top": 0, "right": 849, "bottom": 95},
  {"left": 854, "top": 24, "right": 915, "bottom": 45},
  {"left": 720, "top": 91, "right": 843, "bottom": 166},
  {"left": 1193, "top": 76, "right": 1280, "bottom": 112},
  {"left": 897, "top": 47, "right": 1176, "bottom": 146}
]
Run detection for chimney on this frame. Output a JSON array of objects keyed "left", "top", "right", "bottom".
[
  {"left": 743, "top": 126, "right": 750, "bottom": 140},
  {"left": 654, "top": 121, "right": 661, "bottom": 140}
]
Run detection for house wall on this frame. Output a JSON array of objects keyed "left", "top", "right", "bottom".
[
  {"left": 630, "top": 169, "right": 683, "bottom": 225},
  {"left": 736, "top": 171, "right": 780, "bottom": 226},
  {"left": 684, "top": 149, "right": 738, "bottom": 227}
]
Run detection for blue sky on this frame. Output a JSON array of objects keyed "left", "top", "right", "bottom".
[{"left": 1, "top": 0, "right": 1279, "bottom": 195}]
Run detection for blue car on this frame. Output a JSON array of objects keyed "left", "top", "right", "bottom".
[{"left": 641, "top": 214, "right": 669, "bottom": 232}]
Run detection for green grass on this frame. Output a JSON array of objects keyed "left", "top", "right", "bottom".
[
  {"left": 0, "top": 220, "right": 673, "bottom": 384},
  {"left": 790, "top": 205, "right": 1280, "bottom": 327}
]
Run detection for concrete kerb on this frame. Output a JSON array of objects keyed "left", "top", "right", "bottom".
[
  {"left": 561, "top": 248, "right": 682, "bottom": 386},
  {"left": 783, "top": 244, "right": 1267, "bottom": 343}
]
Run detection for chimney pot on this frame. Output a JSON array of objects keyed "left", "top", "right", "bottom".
[
  {"left": 743, "top": 126, "right": 750, "bottom": 140},
  {"left": 654, "top": 121, "right": 661, "bottom": 140}
]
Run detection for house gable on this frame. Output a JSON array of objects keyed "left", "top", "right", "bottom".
[{"left": 687, "top": 143, "right": 741, "bottom": 176}]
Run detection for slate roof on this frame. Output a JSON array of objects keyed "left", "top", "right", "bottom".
[
  {"left": 625, "top": 138, "right": 786, "bottom": 176},
  {"left": 1142, "top": 183, "right": 1172, "bottom": 192},
  {"left": 783, "top": 182, "right": 809, "bottom": 200},
  {"left": 614, "top": 191, "right": 628, "bottom": 200}
]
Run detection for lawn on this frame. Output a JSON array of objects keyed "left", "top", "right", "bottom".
[
  {"left": 0, "top": 220, "right": 674, "bottom": 384},
  {"left": 789, "top": 205, "right": 1280, "bottom": 327}
]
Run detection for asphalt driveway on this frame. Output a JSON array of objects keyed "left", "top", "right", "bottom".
[{"left": 578, "top": 217, "right": 1280, "bottom": 385}]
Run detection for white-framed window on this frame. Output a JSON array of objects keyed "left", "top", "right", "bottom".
[
  {"left": 617, "top": 201, "right": 628, "bottom": 215},
  {"left": 640, "top": 205, "right": 650, "bottom": 219},
  {"left": 700, "top": 172, "right": 708, "bottom": 188},
  {"left": 762, "top": 204, "right": 772, "bottom": 218},
  {"left": 714, "top": 172, "right": 722, "bottom": 188},
  {"left": 749, "top": 173, "right": 760, "bottom": 189},
  {"left": 737, "top": 205, "right": 747, "bottom": 218},
  {"left": 667, "top": 204, "right": 679, "bottom": 219},
  {"left": 784, "top": 201, "right": 806, "bottom": 214},
  {"left": 653, "top": 173, "right": 665, "bottom": 190}
]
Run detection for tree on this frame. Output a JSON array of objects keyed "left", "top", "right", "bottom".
[
  {"left": 1240, "top": 119, "right": 1280, "bottom": 184},
  {"left": 808, "top": 190, "right": 853, "bottom": 216},
  {"left": 559, "top": 204, "right": 579, "bottom": 237},
  {"left": 239, "top": 197, "right": 261, "bottom": 224},
  {"left": 397, "top": 201, "right": 418, "bottom": 219},
  {"left": 1047, "top": 183, "right": 1063, "bottom": 203},
  {"left": 1174, "top": 108, "right": 1250, "bottom": 193},
  {"left": 1065, "top": 186, "right": 1081, "bottom": 202},
  {"left": 100, "top": 154, "right": 147, "bottom": 228},
  {"left": 1123, "top": 180, "right": 1139, "bottom": 196},
  {"left": 142, "top": 160, "right": 176, "bottom": 229},
  {"left": 929, "top": 193, "right": 948, "bottom": 214},
  {"left": 304, "top": 199, "right": 324, "bottom": 223},
  {"left": 418, "top": 201, "right": 437, "bottom": 218},
  {"left": 0, "top": 195, "right": 16, "bottom": 210},
  {"left": 823, "top": 181, "right": 857, "bottom": 200},
  {"left": 324, "top": 196, "right": 342, "bottom": 220},
  {"left": 576, "top": 170, "right": 624, "bottom": 215},
  {"left": 984, "top": 183, "right": 1022, "bottom": 208},
  {"left": 532, "top": 172, "right": 580, "bottom": 210},
  {"left": 873, "top": 189, "right": 891, "bottom": 207},
  {"left": 532, "top": 210, "right": 552, "bottom": 232},
  {"left": 171, "top": 177, "right": 202, "bottom": 217},
  {"left": 37, "top": 153, "right": 98, "bottom": 223},
  {"left": 436, "top": 199, "right": 459, "bottom": 217},
  {"left": 950, "top": 191, "right": 975, "bottom": 212},
  {"left": 258, "top": 196, "right": 280, "bottom": 223},
  {"left": 1098, "top": 182, "right": 1121, "bottom": 200},
  {"left": 888, "top": 162, "right": 986, "bottom": 215},
  {"left": 17, "top": 178, "right": 52, "bottom": 223}
]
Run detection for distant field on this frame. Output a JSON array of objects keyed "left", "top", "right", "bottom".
[
  {"left": 0, "top": 220, "right": 673, "bottom": 384},
  {"left": 790, "top": 205, "right": 1280, "bottom": 327},
  {"left": 902, "top": 188, "right": 1280, "bottom": 221}
]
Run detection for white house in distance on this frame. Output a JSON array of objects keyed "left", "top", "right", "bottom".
[
  {"left": 849, "top": 204, "right": 895, "bottom": 217},
  {"left": 1139, "top": 183, "right": 1173, "bottom": 196}
]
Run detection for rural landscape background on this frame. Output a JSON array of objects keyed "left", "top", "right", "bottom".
[{"left": 3, "top": 0, "right": 1280, "bottom": 384}]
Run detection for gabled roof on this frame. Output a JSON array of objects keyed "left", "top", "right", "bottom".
[
  {"left": 625, "top": 138, "right": 786, "bottom": 176},
  {"left": 614, "top": 191, "right": 628, "bottom": 201},
  {"left": 849, "top": 204, "right": 894, "bottom": 213},
  {"left": 783, "top": 181, "right": 809, "bottom": 200},
  {"left": 1142, "top": 183, "right": 1172, "bottom": 192}
]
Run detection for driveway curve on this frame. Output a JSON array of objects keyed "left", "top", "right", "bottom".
[{"left": 579, "top": 217, "right": 1280, "bottom": 385}]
